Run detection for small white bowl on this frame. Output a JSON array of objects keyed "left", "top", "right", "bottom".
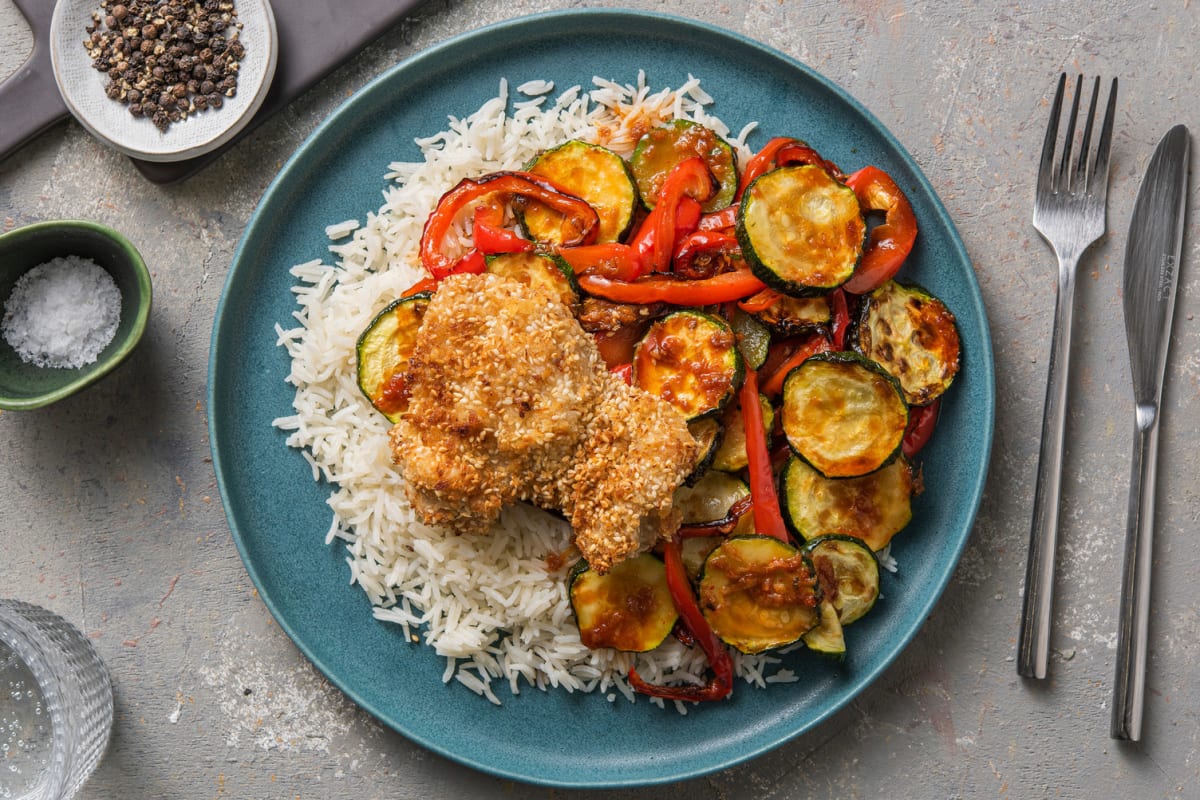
[{"left": 49, "top": 0, "right": 277, "bottom": 163}]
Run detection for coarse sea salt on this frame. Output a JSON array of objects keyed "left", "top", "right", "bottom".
[{"left": 2, "top": 256, "right": 122, "bottom": 369}]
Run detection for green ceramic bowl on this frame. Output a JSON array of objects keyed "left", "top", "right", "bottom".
[{"left": 0, "top": 220, "right": 151, "bottom": 410}]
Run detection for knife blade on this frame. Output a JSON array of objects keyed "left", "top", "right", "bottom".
[{"left": 1112, "top": 124, "right": 1190, "bottom": 741}]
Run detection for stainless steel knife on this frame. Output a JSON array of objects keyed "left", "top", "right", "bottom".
[{"left": 1112, "top": 124, "right": 1190, "bottom": 741}]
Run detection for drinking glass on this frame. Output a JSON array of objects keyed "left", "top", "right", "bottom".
[{"left": 0, "top": 600, "right": 112, "bottom": 800}]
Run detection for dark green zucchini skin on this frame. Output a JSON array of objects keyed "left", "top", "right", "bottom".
[
  {"left": 684, "top": 417, "right": 724, "bottom": 485},
  {"left": 736, "top": 165, "right": 866, "bottom": 296},
  {"left": 522, "top": 139, "right": 639, "bottom": 244},
  {"left": 750, "top": 293, "right": 832, "bottom": 337},
  {"left": 804, "top": 534, "right": 881, "bottom": 625},
  {"left": 355, "top": 293, "right": 432, "bottom": 423},
  {"left": 632, "top": 310, "right": 744, "bottom": 421},
  {"left": 851, "top": 279, "right": 962, "bottom": 406},
  {"left": 630, "top": 119, "right": 739, "bottom": 212},
  {"left": 779, "top": 351, "right": 908, "bottom": 478}
]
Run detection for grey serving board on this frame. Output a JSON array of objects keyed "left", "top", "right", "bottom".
[{"left": 0, "top": 0, "right": 429, "bottom": 183}]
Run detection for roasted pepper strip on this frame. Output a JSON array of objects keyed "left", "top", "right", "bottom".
[
  {"left": 902, "top": 396, "right": 941, "bottom": 458},
  {"left": 628, "top": 536, "right": 733, "bottom": 702},
  {"left": 737, "top": 137, "right": 843, "bottom": 201},
  {"left": 841, "top": 166, "right": 917, "bottom": 294},
  {"left": 740, "top": 365, "right": 789, "bottom": 541},
  {"left": 557, "top": 242, "right": 643, "bottom": 281},
  {"left": 577, "top": 268, "right": 766, "bottom": 306},
  {"left": 760, "top": 333, "right": 832, "bottom": 398},
  {"left": 632, "top": 197, "right": 703, "bottom": 273},
  {"left": 638, "top": 157, "right": 717, "bottom": 273},
  {"left": 472, "top": 203, "right": 533, "bottom": 255},
  {"left": 419, "top": 171, "right": 599, "bottom": 279},
  {"left": 828, "top": 288, "right": 850, "bottom": 350},
  {"left": 736, "top": 287, "right": 785, "bottom": 314},
  {"left": 672, "top": 230, "right": 741, "bottom": 280}
]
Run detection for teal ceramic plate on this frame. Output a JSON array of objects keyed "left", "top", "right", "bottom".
[{"left": 209, "top": 10, "right": 994, "bottom": 788}]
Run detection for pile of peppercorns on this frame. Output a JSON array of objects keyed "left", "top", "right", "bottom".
[{"left": 83, "top": 0, "right": 246, "bottom": 133}]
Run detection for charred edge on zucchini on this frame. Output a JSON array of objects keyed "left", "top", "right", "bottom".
[
  {"left": 698, "top": 535, "right": 821, "bottom": 654},
  {"left": 522, "top": 140, "right": 639, "bottom": 244},
  {"left": 633, "top": 310, "right": 744, "bottom": 421},
  {"left": 568, "top": 554, "right": 678, "bottom": 652},
  {"left": 736, "top": 164, "right": 866, "bottom": 296},
  {"left": 801, "top": 598, "right": 846, "bottom": 658},
  {"left": 751, "top": 294, "right": 832, "bottom": 336},
  {"left": 781, "top": 455, "right": 913, "bottom": 552},
  {"left": 630, "top": 119, "right": 739, "bottom": 213},
  {"left": 355, "top": 293, "right": 431, "bottom": 422},
  {"left": 685, "top": 417, "right": 724, "bottom": 486},
  {"left": 852, "top": 279, "right": 962, "bottom": 406},
  {"left": 780, "top": 351, "right": 908, "bottom": 478},
  {"left": 805, "top": 534, "right": 881, "bottom": 625},
  {"left": 728, "top": 307, "right": 771, "bottom": 370},
  {"left": 485, "top": 251, "right": 579, "bottom": 308}
]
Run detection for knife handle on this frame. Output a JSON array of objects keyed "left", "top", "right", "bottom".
[
  {"left": 1017, "top": 261, "right": 1078, "bottom": 679},
  {"left": 1112, "top": 406, "right": 1159, "bottom": 740}
]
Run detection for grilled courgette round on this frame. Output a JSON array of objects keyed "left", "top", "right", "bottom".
[
  {"left": 736, "top": 164, "right": 866, "bottom": 296},
  {"left": 568, "top": 554, "right": 678, "bottom": 652},
  {"left": 751, "top": 293, "right": 832, "bottom": 336},
  {"left": 781, "top": 455, "right": 913, "bottom": 551},
  {"left": 355, "top": 293, "right": 432, "bottom": 422},
  {"left": 710, "top": 392, "right": 774, "bottom": 473},
  {"left": 698, "top": 535, "right": 821, "bottom": 654},
  {"left": 674, "top": 469, "right": 754, "bottom": 579},
  {"left": 852, "top": 279, "right": 961, "bottom": 406},
  {"left": 780, "top": 351, "right": 907, "bottom": 478},
  {"left": 630, "top": 119, "right": 739, "bottom": 212},
  {"left": 804, "top": 534, "right": 881, "bottom": 625},
  {"left": 633, "top": 310, "right": 743, "bottom": 421},
  {"left": 485, "top": 251, "right": 579, "bottom": 308},
  {"left": 522, "top": 140, "right": 638, "bottom": 244}
]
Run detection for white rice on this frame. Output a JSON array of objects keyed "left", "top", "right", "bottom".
[{"left": 274, "top": 75, "right": 799, "bottom": 706}]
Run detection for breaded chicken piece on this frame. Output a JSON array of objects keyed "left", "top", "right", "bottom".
[{"left": 389, "top": 272, "right": 697, "bottom": 571}]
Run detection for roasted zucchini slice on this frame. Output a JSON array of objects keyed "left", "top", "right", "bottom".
[
  {"left": 852, "top": 279, "right": 961, "bottom": 406},
  {"left": 633, "top": 310, "right": 743, "bottom": 420},
  {"left": 569, "top": 554, "right": 678, "bottom": 652},
  {"left": 675, "top": 470, "right": 754, "bottom": 580},
  {"left": 710, "top": 392, "right": 774, "bottom": 473},
  {"left": 485, "top": 251, "right": 579, "bottom": 308},
  {"left": 698, "top": 535, "right": 821, "bottom": 654},
  {"left": 780, "top": 352, "right": 908, "bottom": 478},
  {"left": 805, "top": 534, "right": 881, "bottom": 624},
  {"left": 751, "top": 293, "right": 832, "bottom": 336},
  {"left": 630, "top": 119, "right": 739, "bottom": 212},
  {"left": 522, "top": 140, "right": 638, "bottom": 244},
  {"left": 355, "top": 293, "right": 431, "bottom": 422},
  {"left": 736, "top": 164, "right": 866, "bottom": 295},
  {"left": 685, "top": 417, "right": 723, "bottom": 485},
  {"left": 801, "top": 598, "right": 846, "bottom": 658},
  {"left": 781, "top": 455, "right": 913, "bottom": 551}
]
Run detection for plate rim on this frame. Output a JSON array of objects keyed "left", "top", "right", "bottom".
[{"left": 208, "top": 8, "right": 995, "bottom": 788}]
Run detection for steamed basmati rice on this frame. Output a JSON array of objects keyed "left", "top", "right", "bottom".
[{"left": 274, "top": 74, "right": 798, "bottom": 707}]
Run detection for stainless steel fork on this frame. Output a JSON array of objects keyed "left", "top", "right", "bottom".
[{"left": 1017, "top": 74, "right": 1118, "bottom": 679}]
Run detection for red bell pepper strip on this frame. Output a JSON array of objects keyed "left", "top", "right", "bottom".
[
  {"left": 775, "top": 141, "right": 843, "bottom": 180},
  {"left": 678, "top": 494, "right": 754, "bottom": 538},
  {"left": 419, "top": 171, "right": 599, "bottom": 279},
  {"left": 737, "top": 137, "right": 843, "bottom": 200},
  {"left": 737, "top": 287, "right": 784, "bottom": 314},
  {"left": 902, "top": 397, "right": 941, "bottom": 458},
  {"left": 697, "top": 206, "right": 737, "bottom": 232},
  {"left": 577, "top": 268, "right": 766, "bottom": 306},
  {"left": 638, "top": 158, "right": 717, "bottom": 273},
  {"left": 609, "top": 362, "right": 633, "bottom": 385},
  {"left": 740, "top": 366, "right": 790, "bottom": 542},
  {"left": 471, "top": 203, "right": 533, "bottom": 255},
  {"left": 841, "top": 166, "right": 917, "bottom": 294},
  {"left": 760, "top": 333, "right": 832, "bottom": 398},
  {"left": 627, "top": 536, "right": 733, "bottom": 702},
  {"left": 828, "top": 288, "right": 850, "bottom": 350},
  {"left": 672, "top": 230, "right": 741, "bottom": 280},
  {"left": 401, "top": 277, "right": 438, "bottom": 298},
  {"left": 632, "top": 197, "right": 703, "bottom": 273},
  {"left": 557, "top": 242, "right": 643, "bottom": 281}
]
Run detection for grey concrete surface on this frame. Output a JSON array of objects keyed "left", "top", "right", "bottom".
[{"left": 2, "top": 1, "right": 1199, "bottom": 797}]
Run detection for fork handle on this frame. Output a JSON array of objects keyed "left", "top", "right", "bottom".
[
  {"left": 1111, "top": 406, "right": 1159, "bottom": 740},
  {"left": 1017, "top": 260, "right": 1078, "bottom": 679}
]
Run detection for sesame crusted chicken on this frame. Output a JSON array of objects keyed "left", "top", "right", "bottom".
[{"left": 388, "top": 272, "right": 698, "bottom": 572}]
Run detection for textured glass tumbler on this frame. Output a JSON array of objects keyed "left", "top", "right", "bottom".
[{"left": 0, "top": 600, "right": 112, "bottom": 800}]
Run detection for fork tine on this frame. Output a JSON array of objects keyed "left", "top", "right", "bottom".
[
  {"left": 1089, "top": 77, "right": 1118, "bottom": 196},
  {"left": 1038, "top": 73, "right": 1067, "bottom": 195},
  {"left": 1057, "top": 75, "right": 1084, "bottom": 189},
  {"left": 1073, "top": 76, "right": 1100, "bottom": 191}
]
